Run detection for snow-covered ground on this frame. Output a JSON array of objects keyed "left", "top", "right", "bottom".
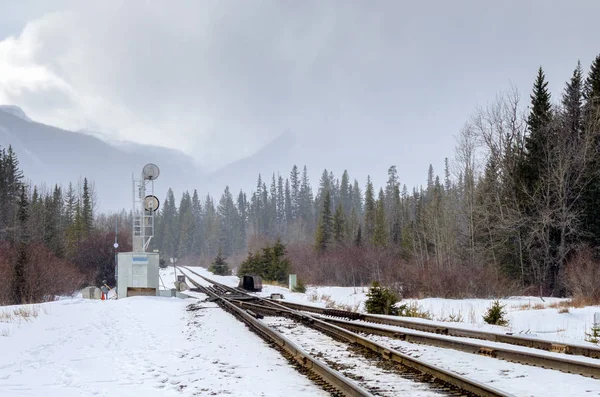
[
  {"left": 179, "top": 266, "right": 600, "bottom": 346},
  {"left": 177, "top": 266, "right": 600, "bottom": 396},
  {"left": 0, "top": 293, "right": 327, "bottom": 396}
]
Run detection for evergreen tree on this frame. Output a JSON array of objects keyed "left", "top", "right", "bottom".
[
  {"left": 177, "top": 191, "right": 195, "bottom": 257},
  {"left": 2, "top": 146, "right": 24, "bottom": 241},
  {"left": 290, "top": 165, "right": 300, "bottom": 221},
  {"left": 81, "top": 178, "right": 93, "bottom": 236},
  {"left": 332, "top": 202, "right": 346, "bottom": 244},
  {"left": 217, "top": 186, "right": 239, "bottom": 256},
  {"left": 581, "top": 55, "right": 600, "bottom": 247},
  {"left": 209, "top": 249, "right": 231, "bottom": 276},
  {"left": 351, "top": 179, "right": 363, "bottom": 215},
  {"left": 284, "top": 179, "right": 292, "bottom": 228},
  {"left": 11, "top": 186, "right": 29, "bottom": 304},
  {"left": 364, "top": 176, "right": 376, "bottom": 242},
  {"left": 237, "top": 191, "right": 248, "bottom": 253},
  {"left": 277, "top": 175, "right": 285, "bottom": 234},
  {"left": 315, "top": 190, "right": 332, "bottom": 252},
  {"left": 354, "top": 224, "right": 362, "bottom": 247},
  {"left": 584, "top": 54, "right": 600, "bottom": 105},
  {"left": 203, "top": 195, "right": 220, "bottom": 257},
  {"left": 158, "top": 189, "right": 178, "bottom": 259},
  {"left": 373, "top": 189, "right": 387, "bottom": 247},
  {"left": 562, "top": 60, "right": 584, "bottom": 138},
  {"left": 64, "top": 182, "right": 77, "bottom": 225},
  {"left": 523, "top": 67, "right": 553, "bottom": 189},
  {"left": 340, "top": 170, "right": 351, "bottom": 215},
  {"left": 299, "top": 166, "right": 314, "bottom": 234},
  {"left": 191, "top": 190, "right": 203, "bottom": 255}
]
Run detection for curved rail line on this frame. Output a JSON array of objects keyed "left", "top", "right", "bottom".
[
  {"left": 178, "top": 266, "right": 513, "bottom": 397},
  {"left": 179, "top": 266, "right": 600, "bottom": 379},
  {"left": 267, "top": 299, "right": 600, "bottom": 359}
]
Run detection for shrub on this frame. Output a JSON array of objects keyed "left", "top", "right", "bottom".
[
  {"left": 564, "top": 247, "right": 600, "bottom": 304},
  {"left": 365, "top": 281, "right": 398, "bottom": 315},
  {"left": 397, "top": 301, "right": 433, "bottom": 319},
  {"left": 585, "top": 324, "right": 600, "bottom": 344},
  {"left": 483, "top": 300, "right": 509, "bottom": 326},
  {"left": 237, "top": 239, "right": 290, "bottom": 284},
  {"left": 209, "top": 251, "right": 231, "bottom": 276},
  {"left": 292, "top": 279, "right": 306, "bottom": 293}
]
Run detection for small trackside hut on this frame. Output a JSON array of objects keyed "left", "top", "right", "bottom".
[{"left": 239, "top": 275, "right": 263, "bottom": 292}]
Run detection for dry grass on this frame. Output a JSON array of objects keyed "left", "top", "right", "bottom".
[
  {"left": 1, "top": 328, "right": 9, "bottom": 337},
  {"left": 0, "top": 305, "right": 40, "bottom": 323},
  {"left": 319, "top": 294, "right": 360, "bottom": 312},
  {"left": 0, "top": 312, "right": 13, "bottom": 323},
  {"left": 515, "top": 302, "right": 548, "bottom": 311},
  {"left": 558, "top": 307, "right": 570, "bottom": 314}
]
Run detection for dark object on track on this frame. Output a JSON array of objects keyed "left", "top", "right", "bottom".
[{"left": 239, "top": 275, "right": 263, "bottom": 292}]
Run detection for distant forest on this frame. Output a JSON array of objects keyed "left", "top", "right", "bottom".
[
  {"left": 1, "top": 53, "right": 600, "bottom": 304},
  {"left": 152, "top": 53, "right": 600, "bottom": 299}
]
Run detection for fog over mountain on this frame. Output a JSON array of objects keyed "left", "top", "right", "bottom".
[{"left": 1, "top": 1, "right": 600, "bottom": 210}]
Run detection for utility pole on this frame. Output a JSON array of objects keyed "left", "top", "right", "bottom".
[{"left": 114, "top": 217, "right": 119, "bottom": 285}]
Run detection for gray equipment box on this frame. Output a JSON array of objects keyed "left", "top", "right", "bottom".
[
  {"left": 82, "top": 286, "right": 102, "bottom": 300},
  {"left": 117, "top": 252, "right": 160, "bottom": 298}
]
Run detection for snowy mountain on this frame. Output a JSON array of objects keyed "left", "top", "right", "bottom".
[{"left": 0, "top": 106, "right": 203, "bottom": 211}]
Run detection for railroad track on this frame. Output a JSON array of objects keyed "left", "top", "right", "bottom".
[
  {"left": 178, "top": 266, "right": 513, "bottom": 397},
  {"left": 178, "top": 266, "right": 600, "bottom": 378},
  {"left": 266, "top": 299, "right": 600, "bottom": 360}
]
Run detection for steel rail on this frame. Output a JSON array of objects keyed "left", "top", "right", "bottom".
[
  {"left": 179, "top": 267, "right": 514, "bottom": 397},
  {"left": 267, "top": 299, "right": 600, "bottom": 359},
  {"left": 188, "top": 282, "right": 376, "bottom": 396}
]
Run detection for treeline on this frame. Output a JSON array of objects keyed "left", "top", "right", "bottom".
[
  {"left": 155, "top": 53, "right": 600, "bottom": 298},
  {"left": 0, "top": 146, "right": 131, "bottom": 305}
]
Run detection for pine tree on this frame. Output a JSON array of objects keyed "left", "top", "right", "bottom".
[
  {"left": 351, "top": 179, "right": 362, "bottom": 215},
  {"left": 209, "top": 249, "right": 231, "bottom": 276},
  {"left": 364, "top": 176, "right": 376, "bottom": 242},
  {"left": 191, "top": 190, "right": 203, "bottom": 255},
  {"left": 523, "top": 67, "right": 553, "bottom": 189},
  {"left": 2, "top": 146, "right": 24, "bottom": 241},
  {"left": 277, "top": 175, "right": 285, "bottom": 234},
  {"left": 203, "top": 195, "right": 219, "bottom": 257},
  {"left": 11, "top": 186, "right": 29, "bottom": 304},
  {"left": 340, "top": 170, "right": 351, "bottom": 215},
  {"left": 299, "top": 166, "right": 314, "bottom": 233},
  {"left": 562, "top": 60, "right": 584, "bottom": 138},
  {"left": 178, "top": 191, "right": 195, "bottom": 257},
  {"left": 373, "top": 189, "right": 387, "bottom": 247},
  {"left": 284, "top": 179, "right": 292, "bottom": 228},
  {"left": 584, "top": 54, "right": 600, "bottom": 105},
  {"left": 81, "top": 178, "right": 93, "bottom": 236},
  {"left": 237, "top": 191, "right": 248, "bottom": 253},
  {"left": 158, "top": 189, "right": 178, "bottom": 259},
  {"left": 217, "top": 186, "right": 239, "bottom": 256},
  {"left": 354, "top": 224, "right": 362, "bottom": 247},
  {"left": 315, "top": 191, "right": 332, "bottom": 252},
  {"left": 290, "top": 165, "right": 300, "bottom": 221},
  {"left": 332, "top": 202, "right": 345, "bottom": 244},
  {"left": 581, "top": 55, "right": 600, "bottom": 247}
]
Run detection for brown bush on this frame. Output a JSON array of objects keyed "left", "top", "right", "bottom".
[
  {"left": 0, "top": 242, "right": 84, "bottom": 305},
  {"left": 564, "top": 247, "right": 600, "bottom": 304},
  {"left": 285, "top": 243, "right": 517, "bottom": 298}
]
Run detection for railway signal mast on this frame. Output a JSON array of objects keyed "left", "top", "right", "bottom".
[{"left": 132, "top": 163, "right": 160, "bottom": 252}]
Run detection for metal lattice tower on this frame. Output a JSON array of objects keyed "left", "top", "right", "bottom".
[{"left": 132, "top": 164, "right": 160, "bottom": 252}]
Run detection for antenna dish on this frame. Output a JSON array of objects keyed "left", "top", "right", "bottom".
[
  {"left": 144, "top": 195, "right": 160, "bottom": 212},
  {"left": 142, "top": 163, "right": 160, "bottom": 180}
]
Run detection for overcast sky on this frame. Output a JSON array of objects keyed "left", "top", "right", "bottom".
[{"left": 1, "top": 0, "right": 599, "bottom": 188}]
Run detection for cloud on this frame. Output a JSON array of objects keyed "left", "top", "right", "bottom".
[{"left": 1, "top": 0, "right": 600, "bottom": 183}]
